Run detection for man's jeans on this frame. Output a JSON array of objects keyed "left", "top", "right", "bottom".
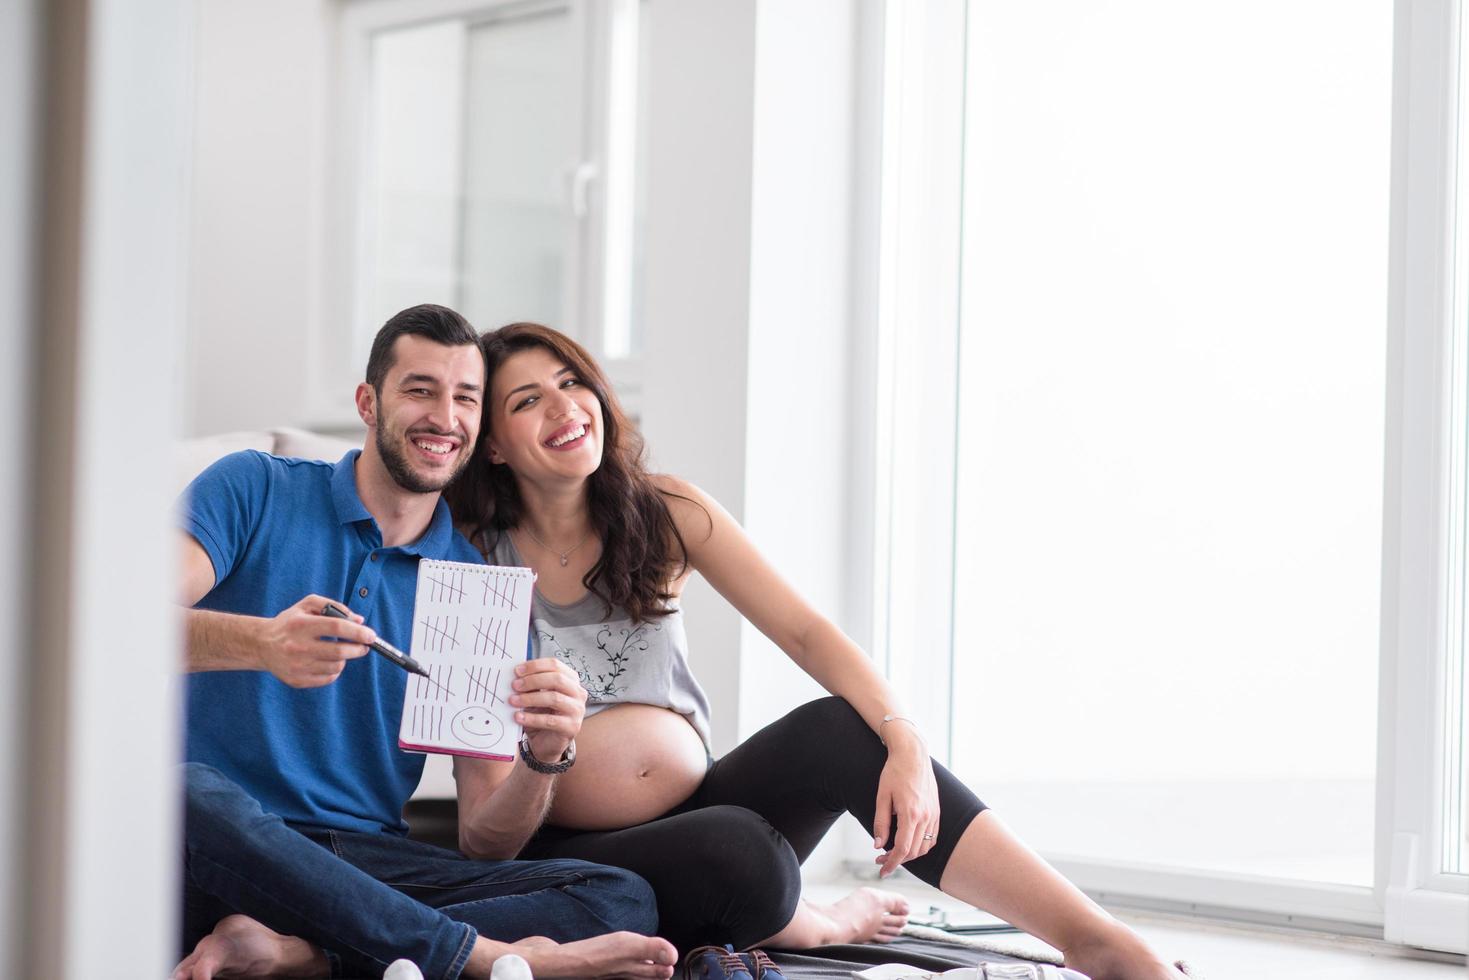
[{"left": 181, "top": 763, "right": 658, "bottom": 980}]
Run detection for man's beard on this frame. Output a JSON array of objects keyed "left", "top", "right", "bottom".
[{"left": 377, "top": 424, "right": 470, "bottom": 494}]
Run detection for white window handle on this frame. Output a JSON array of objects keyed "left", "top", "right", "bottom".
[{"left": 569, "top": 161, "right": 598, "bottom": 218}]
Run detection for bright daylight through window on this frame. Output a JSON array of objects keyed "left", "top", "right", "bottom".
[{"left": 951, "top": 1, "right": 1392, "bottom": 887}]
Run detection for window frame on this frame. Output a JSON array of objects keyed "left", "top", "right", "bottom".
[{"left": 1377, "top": 0, "right": 1469, "bottom": 953}]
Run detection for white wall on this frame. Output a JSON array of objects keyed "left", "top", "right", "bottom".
[
  {"left": 637, "top": 0, "right": 758, "bottom": 755},
  {"left": 638, "top": 0, "right": 873, "bottom": 746},
  {"left": 740, "top": 1, "right": 862, "bottom": 737},
  {"left": 186, "top": 0, "right": 338, "bottom": 435},
  {"left": 638, "top": 0, "right": 871, "bottom": 877}
]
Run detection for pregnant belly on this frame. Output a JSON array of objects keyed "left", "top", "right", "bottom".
[{"left": 548, "top": 703, "right": 708, "bottom": 830}]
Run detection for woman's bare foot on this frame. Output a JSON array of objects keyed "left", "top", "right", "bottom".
[
  {"left": 1063, "top": 924, "right": 1187, "bottom": 980},
  {"left": 170, "top": 914, "right": 328, "bottom": 980},
  {"left": 803, "top": 887, "right": 911, "bottom": 944},
  {"left": 469, "top": 932, "right": 675, "bottom": 979}
]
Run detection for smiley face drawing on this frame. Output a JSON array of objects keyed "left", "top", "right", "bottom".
[
  {"left": 450, "top": 706, "right": 504, "bottom": 749},
  {"left": 446, "top": 705, "right": 505, "bottom": 752}
]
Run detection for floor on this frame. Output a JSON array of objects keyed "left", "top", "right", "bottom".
[{"left": 802, "top": 880, "right": 1465, "bottom": 980}]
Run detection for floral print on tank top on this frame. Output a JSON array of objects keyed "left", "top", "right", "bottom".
[{"left": 535, "top": 619, "right": 663, "bottom": 702}]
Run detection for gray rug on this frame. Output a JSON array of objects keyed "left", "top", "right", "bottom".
[
  {"left": 765, "top": 933, "right": 1052, "bottom": 980},
  {"left": 765, "top": 930, "right": 1204, "bottom": 980}
]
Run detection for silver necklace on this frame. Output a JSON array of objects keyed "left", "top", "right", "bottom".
[{"left": 518, "top": 525, "right": 592, "bottom": 567}]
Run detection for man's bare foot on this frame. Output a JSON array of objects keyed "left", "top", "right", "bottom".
[
  {"left": 803, "top": 887, "right": 910, "bottom": 944},
  {"left": 170, "top": 914, "right": 328, "bottom": 980},
  {"left": 1063, "top": 924, "right": 1187, "bottom": 980},
  {"left": 471, "top": 932, "right": 675, "bottom": 979}
]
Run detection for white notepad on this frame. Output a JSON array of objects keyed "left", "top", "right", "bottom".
[{"left": 397, "top": 558, "right": 537, "bottom": 761}]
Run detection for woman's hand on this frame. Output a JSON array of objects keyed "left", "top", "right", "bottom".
[
  {"left": 872, "top": 726, "right": 940, "bottom": 877},
  {"left": 509, "top": 658, "right": 588, "bottom": 764}
]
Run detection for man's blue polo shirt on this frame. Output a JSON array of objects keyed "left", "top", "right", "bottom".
[{"left": 181, "top": 449, "right": 484, "bottom": 835}]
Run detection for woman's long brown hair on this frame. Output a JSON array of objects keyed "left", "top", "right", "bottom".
[{"left": 445, "top": 323, "right": 692, "bottom": 624}]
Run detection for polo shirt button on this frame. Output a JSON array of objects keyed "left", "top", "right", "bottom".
[
  {"left": 359, "top": 587, "right": 369, "bottom": 597},
  {"left": 369, "top": 553, "right": 379, "bottom": 562}
]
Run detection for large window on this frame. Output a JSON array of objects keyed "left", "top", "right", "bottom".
[{"left": 872, "top": 0, "right": 1468, "bottom": 951}]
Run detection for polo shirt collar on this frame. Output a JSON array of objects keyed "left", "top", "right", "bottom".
[
  {"left": 329, "top": 448, "right": 458, "bottom": 555},
  {"left": 402, "top": 498, "right": 456, "bottom": 556},
  {"left": 331, "top": 449, "right": 373, "bottom": 526}
]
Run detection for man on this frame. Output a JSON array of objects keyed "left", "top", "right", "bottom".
[{"left": 174, "top": 305, "right": 675, "bottom": 980}]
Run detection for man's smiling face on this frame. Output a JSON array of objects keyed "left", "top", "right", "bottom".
[{"left": 368, "top": 335, "right": 485, "bottom": 494}]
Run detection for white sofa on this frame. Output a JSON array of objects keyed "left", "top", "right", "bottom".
[
  {"left": 177, "top": 427, "right": 458, "bottom": 801},
  {"left": 175, "top": 426, "right": 359, "bottom": 496}
]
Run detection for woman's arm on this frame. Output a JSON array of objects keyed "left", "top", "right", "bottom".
[
  {"left": 657, "top": 476, "right": 940, "bottom": 873},
  {"left": 452, "top": 755, "right": 555, "bottom": 859},
  {"left": 452, "top": 658, "right": 588, "bottom": 859}
]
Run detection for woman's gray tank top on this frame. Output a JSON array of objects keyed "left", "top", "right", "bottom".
[{"left": 485, "top": 531, "right": 713, "bottom": 749}]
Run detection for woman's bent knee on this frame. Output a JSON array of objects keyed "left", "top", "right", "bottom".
[
  {"left": 786, "top": 697, "right": 871, "bottom": 742},
  {"left": 684, "top": 806, "right": 802, "bottom": 948}
]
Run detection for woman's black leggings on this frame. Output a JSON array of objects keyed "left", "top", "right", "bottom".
[{"left": 519, "top": 696, "right": 988, "bottom": 952}]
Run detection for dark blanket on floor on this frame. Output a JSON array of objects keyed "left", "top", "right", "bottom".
[{"left": 766, "top": 935, "right": 1039, "bottom": 980}]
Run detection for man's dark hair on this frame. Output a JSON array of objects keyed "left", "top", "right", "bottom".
[{"left": 365, "top": 304, "right": 479, "bottom": 392}]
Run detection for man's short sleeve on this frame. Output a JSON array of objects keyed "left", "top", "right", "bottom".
[{"left": 177, "top": 450, "right": 271, "bottom": 589}]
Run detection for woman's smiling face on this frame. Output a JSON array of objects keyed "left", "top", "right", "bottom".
[{"left": 485, "top": 346, "right": 605, "bottom": 483}]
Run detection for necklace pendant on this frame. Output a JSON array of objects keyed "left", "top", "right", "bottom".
[{"left": 559, "top": 555, "right": 570, "bottom": 567}]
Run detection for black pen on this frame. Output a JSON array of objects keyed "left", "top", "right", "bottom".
[{"left": 321, "top": 603, "right": 452, "bottom": 695}]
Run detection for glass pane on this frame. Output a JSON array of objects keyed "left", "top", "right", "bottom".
[
  {"left": 364, "top": 20, "right": 468, "bottom": 330},
  {"left": 951, "top": 0, "right": 1391, "bottom": 886},
  {"left": 459, "top": 10, "right": 577, "bottom": 330}
]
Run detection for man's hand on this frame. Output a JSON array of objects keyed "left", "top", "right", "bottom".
[
  {"left": 258, "top": 596, "right": 375, "bottom": 688},
  {"left": 510, "top": 659, "right": 587, "bottom": 764}
]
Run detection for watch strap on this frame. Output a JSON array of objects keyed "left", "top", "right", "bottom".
[{"left": 518, "top": 734, "right": 576, "bottom": 775}]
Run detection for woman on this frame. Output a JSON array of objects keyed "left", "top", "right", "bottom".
[{"left": 446, "top": 323, "right": 1184, "bottom": 980}]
